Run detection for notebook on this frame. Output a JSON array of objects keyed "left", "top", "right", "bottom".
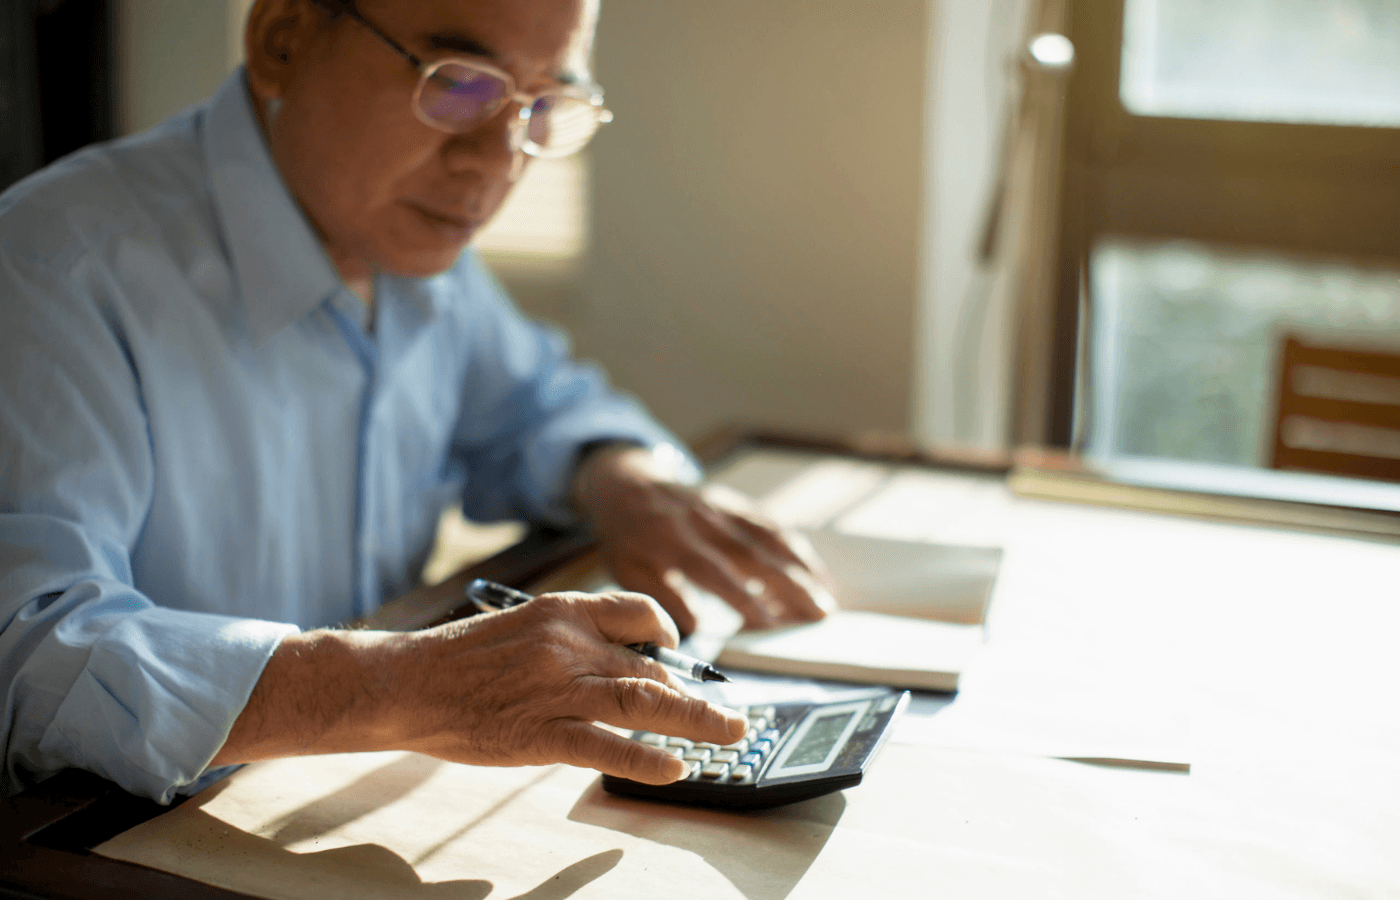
[{"left": 711, "top": 529, "right": 1001, "bottom": 692}]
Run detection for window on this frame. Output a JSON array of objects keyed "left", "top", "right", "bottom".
[
  {"left": 1088, "top": 239, "right": 1400, "bottom": 466},
  {"left": 1120, "top": 0, "right": 1400, "bottom": 127},
  {"left": 1046, "top": 0, "right": 1400, "bottom": 474}
]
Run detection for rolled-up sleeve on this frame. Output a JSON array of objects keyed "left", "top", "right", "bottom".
[
  {"left": 448, "top": 254, "right": 700, "bottom": 527},
  {"left": 0, "top": 250, "right": 295, "bottom": 802},
  {"left": 6, "top": 582, "right": 294, "bottom": 802}
]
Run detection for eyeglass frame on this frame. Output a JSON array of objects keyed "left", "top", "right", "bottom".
[{"left": 313, "top": 0, "right": 613, "bottom": 157}]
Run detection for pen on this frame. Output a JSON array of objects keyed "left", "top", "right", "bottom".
[{"left": 464, "top": 578, "right": 730, "bottom": 683}]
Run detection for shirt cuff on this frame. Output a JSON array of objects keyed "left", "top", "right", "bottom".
[{"left": 33, "top": 606, "right": 297, "bottom": 803}]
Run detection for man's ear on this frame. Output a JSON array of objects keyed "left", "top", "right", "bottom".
[{"left": 244, "top": 0, "right": 324, "bottom": 102}]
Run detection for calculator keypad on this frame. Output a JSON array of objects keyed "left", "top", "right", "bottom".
[{"left": 633, "top": 705, "right": 780, "bottom": 784}]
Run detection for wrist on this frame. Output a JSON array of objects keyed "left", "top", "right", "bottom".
[
  {"left": 569, "top": 441, "right": 699, "bottom": 523},
  {"left": 335, "top": 629, "right": 417, "bottom": 750},
  {"left": 215, "top": 628, "right": 408, "bottom": 765}
]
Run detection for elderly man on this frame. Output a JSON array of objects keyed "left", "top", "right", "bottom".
[{"left": 0, "top": 0, "right": 831, "bottom": 803}]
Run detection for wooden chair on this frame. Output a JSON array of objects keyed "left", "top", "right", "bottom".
[{"left": 1270, "top": 335, "right": 1400, "bottom": 482}]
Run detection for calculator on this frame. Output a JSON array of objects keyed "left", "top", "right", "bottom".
[{"left": 601, "top": 688, "right": 909, "bottom": 810}]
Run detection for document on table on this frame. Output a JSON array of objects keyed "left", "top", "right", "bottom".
[{"left": 715, "top": 611, "right": 980, "bottom": 692}]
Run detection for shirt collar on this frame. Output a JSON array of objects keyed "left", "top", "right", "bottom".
[{"left": 202, "top": 68, "right": 343, "bottom": 346}]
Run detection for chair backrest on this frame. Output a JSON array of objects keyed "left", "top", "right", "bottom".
[{"left": 1270, "top": 335, "right": 1400, "bottom": 482}]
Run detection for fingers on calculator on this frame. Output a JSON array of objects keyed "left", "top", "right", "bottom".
[{"left": 635, "top": 705, "right": 779, "bottom": 784}]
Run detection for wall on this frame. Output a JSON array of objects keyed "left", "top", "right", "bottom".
[
  {"left": 115, "top": 0, "right": 251, "bottom": 134},
  {"left": 528, "top": 0, "right": 927, "bottom": 443}
]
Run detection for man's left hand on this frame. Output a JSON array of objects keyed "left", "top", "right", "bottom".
[{"left": 571, "top": 444, "right": 836, "bottom": 635}]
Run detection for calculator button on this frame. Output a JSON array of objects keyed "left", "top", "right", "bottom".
[
  {"left": 748, "top": 717, "right": 769, "bottom": 733},
  {"left": 700, "top": 762, "right": 730, "bottom": 779},
  {"left": 730, "top": 764, "right": 753, "bottom": 781},
  {"left": 682, "top": 748, "right": 712, "bottom": 763},
  {"left": 695, "top": 742, "right": 722, "bottom": 752},
  {"left": 665, "top": 737, "right": 694, "bottom": 749},
  {"left": 711, "top": 750, "right": 740, "bottom": 764},
  {"left": 759, "top": 728, "right": 781, "bottom": 745},
  {"left": 755, "top": 705, "right": 777, "bottom": 721},
  {"left": 637, "top": 732, "right": 668, "bottom": 746},
  {"left": 740, "top": 751, "right": 762, "bottom": 768},
  {"left": 723, "top": 738, "right": 750, "bottom": 755},
  {"left": 745, "top": 727, "right": 759, "bottom": 743},
  {"left": 751, "top": 739, "right": 773, "bottom": 756},
  {"left": 663, "top": 746, "right": 685, "bottom": 759}
]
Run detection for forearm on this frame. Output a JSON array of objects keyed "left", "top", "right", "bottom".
[
  {"left": 211, "top": 628, "right": 406, "bottom": 766},
  {"left": 214, "top": 594, "right": 745, "bottom": 785},
  {"left": 449, "top": 269, "right": 691, "bottom": 528}
]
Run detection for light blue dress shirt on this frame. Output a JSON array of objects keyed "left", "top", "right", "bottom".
[{"left": 0, "top": 71, "right": 690, "bottom": 803}]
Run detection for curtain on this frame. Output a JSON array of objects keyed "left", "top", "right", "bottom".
[{"left": 914, "top": 0, "right": 1072, "bottom": 453}]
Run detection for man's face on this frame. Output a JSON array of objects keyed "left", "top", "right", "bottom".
[{"left": 254, "top": 0, "right": 592, "bottom": 280}]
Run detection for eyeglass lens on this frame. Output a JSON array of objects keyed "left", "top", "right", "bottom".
[
  {"left": 419, "top": 63, "right": 506, "bottom": 124},
  {"left": 415, "top": 62, "right": 603, "bottom": 157}
]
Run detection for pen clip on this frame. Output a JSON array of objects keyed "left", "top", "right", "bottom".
[{"left": 465, "top": 579, "right": 535, "bottom": 614}]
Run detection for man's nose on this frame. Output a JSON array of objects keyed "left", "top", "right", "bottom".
[{"left": 441, "top": 103, "right": 524, "bottom": 177}]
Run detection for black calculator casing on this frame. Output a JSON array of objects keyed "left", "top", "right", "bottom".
[{"left": 601, "top": 688, "right": 909, "bottom": 810}]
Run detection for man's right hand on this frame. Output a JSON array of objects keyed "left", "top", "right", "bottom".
[{"left": 212, "top": 591, "right": 746, "bottom": 785}]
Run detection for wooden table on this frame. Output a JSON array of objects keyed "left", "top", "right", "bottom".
[{"left": 5, "top": 432, "right": 1398, "bottom": 899}]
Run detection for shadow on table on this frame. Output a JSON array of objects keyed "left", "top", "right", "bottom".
[
  {"left": 261, "top": 752, "right": 446, "bottom": 847},
  {"left": 567, "top": 780, "right": 845, "bottom": 900},
  {"left": 141, "top": 809, "right": 624, "bottom": 900},
  {"left": 98, "top": 755, "right": 623, "bottom": 900}
]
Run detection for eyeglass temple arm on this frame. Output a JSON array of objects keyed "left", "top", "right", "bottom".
[{"left": 324, "top": 0, "right": 426, "bottom": 71}]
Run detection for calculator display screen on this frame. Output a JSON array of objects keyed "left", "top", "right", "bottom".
[{"left": 784, "top": 711, "right": 856, "bottom": 768}]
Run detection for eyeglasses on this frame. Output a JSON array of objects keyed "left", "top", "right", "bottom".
[{"left": 325, "top": 1, "right": 612, "bottom": 158}]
